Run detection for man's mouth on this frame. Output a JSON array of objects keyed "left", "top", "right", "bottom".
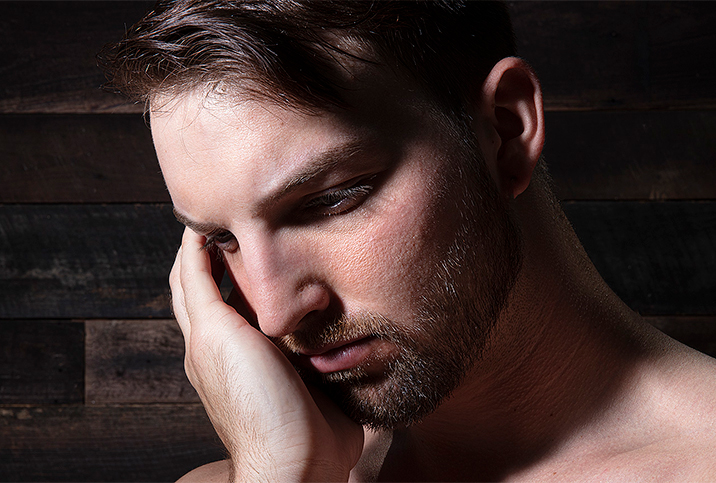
[{"left": 298, "top": 336, "right": 380, "bottom": 374}]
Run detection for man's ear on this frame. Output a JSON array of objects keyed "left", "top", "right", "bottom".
[{"left": 476, "top": 57, "right": 544, "bottom": 198}]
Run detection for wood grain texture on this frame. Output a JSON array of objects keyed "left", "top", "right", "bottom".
[
  {"left": 1, "top": 202, "right": 713, "bottom": 319},
  {"left": 0, "top": 1, "right": 153, "bottom": 114},
  {"left": 512, "top": 1, "right": 716, "bottom": 110},
  {"left": 0, "top": 321, "right": 83, "bottom": 404},
  {"left": 0, "top": 114, "right": 168, "bottom": 203},
  {"left": 544, "top": 111, "right": 716, "bottom": 201},
  {"left": 85, "top": 320, "right": 199, "bottom": 404},
  {"left": 0, "top": 404, "right": 224, "bottom": 482},
  {"left": 563, "top": 201, "right": 716, "bottom": 315},
  {"left": 2, "top": 111, "right": 714, "bottom": 203},
  {"left": 0, "top": 204, "right": 183, "bottom": 319},
  {"left": 1, "top": 316, "right": 713, "bottom": 482},
  {"left": 0, "top": 2, "right": 714, "bottom": 113}
]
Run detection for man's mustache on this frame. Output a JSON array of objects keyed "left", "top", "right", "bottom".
[{"left": 274, "top": 311, "right": 396, "bottom": 355}]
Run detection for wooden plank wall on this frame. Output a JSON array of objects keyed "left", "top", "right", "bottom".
[{"left": 1, "top": 2, "right": 715, "bottom": 481}]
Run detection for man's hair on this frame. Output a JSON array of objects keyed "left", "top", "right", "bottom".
[{"left": 99, "top": 0, "right": 515, "bottom": 116}]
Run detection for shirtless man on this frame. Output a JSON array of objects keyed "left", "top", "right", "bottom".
[{"left": 102, "top": 1, "right": 716, "bottom": 480}]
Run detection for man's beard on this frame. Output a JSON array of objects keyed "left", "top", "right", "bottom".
[{"left": 275, "top": 143, "right": 523, "bottom": 430}]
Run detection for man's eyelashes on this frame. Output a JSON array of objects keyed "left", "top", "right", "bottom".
[
  {"left": 303, "top": 181, "right": 375, "bottom": 216},
  {"left": 303, "top": 176, "right": 376, "bottom": 216}
]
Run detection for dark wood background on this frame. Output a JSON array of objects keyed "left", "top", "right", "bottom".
[{"left": 1, "top": 1, "right": 715, "bottom": 481}]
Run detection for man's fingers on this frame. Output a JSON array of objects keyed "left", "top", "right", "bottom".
[
  {"left": 170, "top": 244, "right": 191, "bottom": 343},
  {"left": 179, "top": 228, "right": 225, "bottom": 311},
  {"left": 178, "top": 228, "right": 251, "bottom": 341}
]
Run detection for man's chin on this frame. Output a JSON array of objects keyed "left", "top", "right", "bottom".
[{"left": 297, "top": 356, "right": 457, "bottom": 431}]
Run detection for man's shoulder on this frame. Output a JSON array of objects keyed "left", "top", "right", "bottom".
[
  {"left": 527, "top": 347, "right": 716, "bottom": 481},
  {"left": 604, "top": 348, "right": 716, "bottom": 479}
]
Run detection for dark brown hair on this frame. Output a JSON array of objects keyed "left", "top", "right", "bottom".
[{"left": 99, "top": 0, "right": 515, "bottom": 116}]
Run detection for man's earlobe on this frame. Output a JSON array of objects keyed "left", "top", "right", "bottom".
[{"left": 479, "top": 57, "right": 545, "bottom": 198}]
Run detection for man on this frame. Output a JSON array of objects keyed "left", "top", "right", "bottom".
[{"left": 101, "top": 1, "right": 716, "bottom": 480}]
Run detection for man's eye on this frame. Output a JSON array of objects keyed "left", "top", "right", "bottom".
[
  {"left": 304, "top": 181, "right": 374, "bottom": 216},
  {"left": 203, "top": 231, "right": 239, "bottom": 253}
]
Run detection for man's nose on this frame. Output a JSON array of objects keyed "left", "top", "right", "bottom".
[{"left": 232, "top": 232, "right": 330, "bottom": 339}]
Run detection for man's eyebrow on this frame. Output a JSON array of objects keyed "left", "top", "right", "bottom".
[
  {"left": 172, "top": 140, "right": 368, "bottom": 229},
  {"left": 173, "top": 208, "right": 221, "bottom": 234},
  {"left": 255, "top": 140, "right": 365, "bottom": 216}
]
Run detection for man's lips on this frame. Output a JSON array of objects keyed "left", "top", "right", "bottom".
[{"left": 298, "top": 336, "right": 378, "bottom": 374}]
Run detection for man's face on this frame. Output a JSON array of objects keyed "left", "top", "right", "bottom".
[{"left": 151, "top": 67, "right": 522, "bottom": 429}]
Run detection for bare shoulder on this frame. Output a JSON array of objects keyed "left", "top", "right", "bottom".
[
  {"left": 176, "top": 460, "right": 231, "bottom": 483},
  {"left": 601, "top": 348, "right": 716, "bottom": 480},
  {"left": 629, "top": 348, "right": 716, "bottom": 466},
  {"left": 529, "top": 346, "right": 716, "bottom": 481}
]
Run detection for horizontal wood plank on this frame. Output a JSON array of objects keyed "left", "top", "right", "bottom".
[
  {"left": 563, "top": 201, "right": 716, "bottom": 315},
  {"left": 545, "top": 111, "right": 716, "bottom": 201},
  {"left": 0, "top": 404, "right": 223, "bottom": 482},
  {"left": 512, "top": 1, "right": 716, "bottom": 110},
  {"left": 0, "top": 1, "right": 153, "bottom": 114},
  {"left": 0, "top": 114, "right": 167, "bottom": 203},
  {"left": 2, "top": 110, "right": 715, "bottom": 203},
  {"left": 85, "top": 320, "right": 198, "bottom": 404},
  {"left": 0, "top": 321, "right": 83, "bottom": 404},
  {"left": 0, "top": 314, "right": 709, "bottom": 409},
  {"left": 0, "top": 204, "right": 183, "bottom": 319},
  {"left": 0, "top": 202, "right": 713, "bottom": 319},
  {"left": 0, "top": 2, "right": 714, "bottom": 113}
]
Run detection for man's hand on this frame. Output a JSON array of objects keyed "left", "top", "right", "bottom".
[{"left": 170, "top": 228, "right": 364, "bottom": 482}]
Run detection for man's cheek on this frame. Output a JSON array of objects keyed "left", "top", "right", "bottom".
[{"left": 327, "top": 216, "right": 436, "bottom": 311}]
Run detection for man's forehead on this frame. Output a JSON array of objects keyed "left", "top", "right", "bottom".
[
  {"left": 148, "top": 59, "right": 444, "bottom": 221},
  {"left": 148, "top": 58, "right": 432, "bottom": 161},
  {"left": 150, "top": 84, "right": 391, "bottom": 215},
  {"left": 149, "top": 87, "right": 314, "bottom": 169},
  {"left": 151, "top": 89, "right": 334, "bottom": 168}
]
